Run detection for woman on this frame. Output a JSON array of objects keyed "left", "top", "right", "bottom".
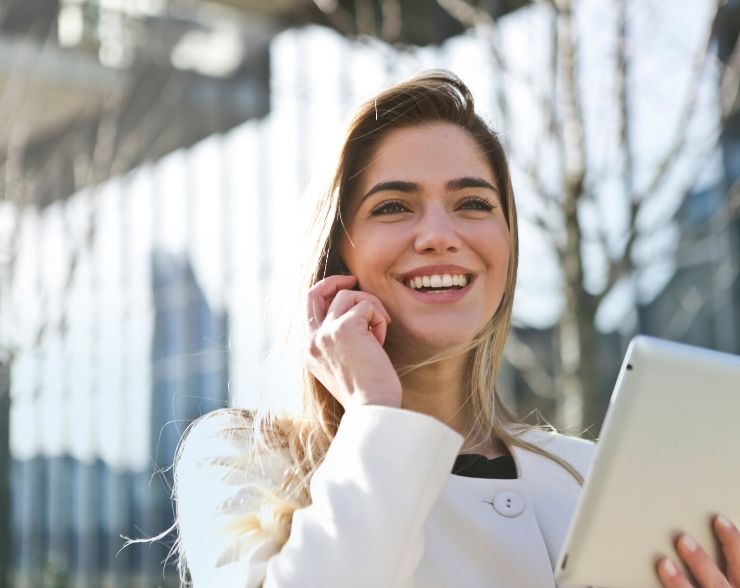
[{"left": 174, "top": 71, "right": 739, "bottom": 587}]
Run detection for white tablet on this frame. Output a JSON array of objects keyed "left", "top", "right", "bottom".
[{"left": 555, "top": 335, "right": 740, "bottom": 588}]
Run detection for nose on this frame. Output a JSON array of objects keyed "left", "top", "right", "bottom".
[{"left": 413, "top": 205, "right": 462, "bottom": 254}]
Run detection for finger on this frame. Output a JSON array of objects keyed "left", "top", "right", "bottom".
[
  {"left": 715, "top": 514, "right": 740, "bottom": 586},
  {"left": 675, "top": 533, "right": 731, "bottom": 588},
  {"left": 363, "top": 302, "right": 388, "bottom": 346},
  {"left": 656, "top": 557, "right": 692, "bottom": 588},
  {"left": 369, "top": 320, "right": 387, "bottom": 346},
  {"left": 307, "top": 275, "right": 358, "bottom": 328},
  {"left": 339, "top": 300, "right": 388, "bottom": 346},
  {"left": 325, "top": 290, "right": 391, "bottom": 325}
]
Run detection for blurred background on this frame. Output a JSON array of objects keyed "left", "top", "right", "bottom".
[{"left": 0, "top": 0, "right": 738, "bottom": 585}]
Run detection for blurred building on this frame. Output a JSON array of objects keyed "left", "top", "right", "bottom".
[
  {"left": 638, "top": 0, "right": 740, "bottom": 353},
  {"left": 0, "top": 0, "right": 273, "bottom": 585},
  {"left": 9, "top": 248, "right": 228, "bottom": 586},
  {"left": 2, "top": 2, "right": 534, "bottom": 584}
]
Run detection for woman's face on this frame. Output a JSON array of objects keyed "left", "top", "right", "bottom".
[{"left": 339, "top": 122, "right": 511, "bottom": 352}]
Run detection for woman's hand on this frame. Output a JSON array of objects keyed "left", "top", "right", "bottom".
[
  {"left": 657, "top": 515, "right": 740, "bottom": 587},
  {"left": 305, "top": 274, "right": 402, "bottom": 409}
]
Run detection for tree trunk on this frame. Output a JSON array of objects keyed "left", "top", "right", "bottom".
[
  {"left": 557, "top": 243, "right": 607, "bottom": 435},
  {"left": 554, "top": 0, "right": 600, "bottom": 435},
  {"left": 557, "top": 169, "right": 607, "bottom": 436},
  {"left": 557, "top": 290, "right": 581, "bottom": 427},
  {"left": 0, "top": 356, "right": 10, "bottom": 588}
]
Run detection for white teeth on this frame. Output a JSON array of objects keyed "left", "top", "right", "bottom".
[{"left": 405, "top": 273, "right": 470, "bottom": 290}]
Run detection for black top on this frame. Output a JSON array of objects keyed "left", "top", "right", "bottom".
[{"left": 451, "top": 454, "right": 517, "bottom": 479}]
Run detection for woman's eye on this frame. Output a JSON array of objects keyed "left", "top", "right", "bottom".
[
  {"left": 370, "top": 199, "right": 409, "bottom": 216},
  {"left": 459, "top": 196, "right": 496, "bottom": 212}
]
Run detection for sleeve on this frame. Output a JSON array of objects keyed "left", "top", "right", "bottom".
[{"left": 176, "top": 405, "right": 463, "bottom": 588}]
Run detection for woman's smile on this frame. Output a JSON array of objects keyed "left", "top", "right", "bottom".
[
  {"left": 395, "top": 264, "right": 476, "bottom": 304},
  {"left": 340, "top": 121, "right": 511, "bottom": 351}
]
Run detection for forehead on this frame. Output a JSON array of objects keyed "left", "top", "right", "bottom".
[{"left": 356, "top": 122, "right": 496, "bottom": 193}]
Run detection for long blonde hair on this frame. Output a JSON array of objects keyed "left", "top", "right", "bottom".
[{"left": 173, "top": 70, "right": 583, "bottom": 580}]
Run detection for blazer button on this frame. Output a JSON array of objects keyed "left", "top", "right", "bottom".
[{"left": 491, "top": 490, "right": 524, "bottom": 517}]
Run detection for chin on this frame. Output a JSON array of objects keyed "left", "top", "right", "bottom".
[{"left": 388, "top": 322, "right": 480, "bottom": 357}]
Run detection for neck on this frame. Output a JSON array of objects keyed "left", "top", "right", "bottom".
[
  {"left": 388, "top": 347, "right": 493, "bottom": 455},
  {"left": 397, "top": 354, "right": 470, "bottom": 434}
]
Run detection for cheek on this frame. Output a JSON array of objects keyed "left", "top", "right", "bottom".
[
  {"left": 340, "top": 234, "right": 370, "bottom": 275},
  {"left": 478, "top": 232, "right": 511, "bottom": 303},
  {"left": 476, "top": 226, "right": 511, "bottom": 268},
  {"left": 341, "top": 247, "right": 384, "bottom": 294},
  {"left": 345, "top": 229, "right": 403, "bottom": 276}
]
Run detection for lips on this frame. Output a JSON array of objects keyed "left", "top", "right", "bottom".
[{"left": 396, "top": 265, "right": 476, "bottom": 303}]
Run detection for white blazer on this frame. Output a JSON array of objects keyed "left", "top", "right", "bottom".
[{"left": 177, "top": 405, "right": 595, "bottom": 588}]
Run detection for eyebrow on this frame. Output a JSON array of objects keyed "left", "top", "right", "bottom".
[
  {"left": 360, "top": 176, "right": 498, "bottom": 205},
  {"left": 447, "top": 177, "right": 498, "bottom": 193}
]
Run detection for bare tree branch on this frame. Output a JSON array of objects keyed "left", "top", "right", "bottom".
[
  {"left": 3, "top": 57, "right": 186, "bottom": 372},
  {"left": 436, "top": 0, "right": 564, "bottom": 135},
  {"left": 553, "top": 0, "right": 587, "bottom": 313},
  {"left": 380, "top": 0, "right": 402, "bottom": 43},
  {"left": 354, "top": 0, "right": 377, "bottom": 37},
  {"left": 719, "top": 40, "right": 740, "bottom": 122},
  {"left": 614, "top": 0, "right": 636, "bottom": 273},
  {"left": 600, "top": 129, "right": 720, "bottom": 303},
  {"left": 730, "top": 182, "right": 740, "bottom": 218},
  {"left": 512, "top": 155, "right": 566, "bottom": 254},
  {"left": 635, "top": 1, "right": 722, "bottom": 202},
  {"left": 556, "top": 0, "right": 585, "bottom": 188},
  {"left": 435, "top": 0, "right": 510, "bottom": 121},
  {"left": 591, "top": 1, "right": 725, "bottom": 305},
  {"left": 29, "top": 86, "right": 124, "bottom": 355},
  {"left": 312, "top": 0, "right": 357, "bottom": 36}
]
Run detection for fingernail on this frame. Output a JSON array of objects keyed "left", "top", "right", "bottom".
[
  {"left": 662, "top": 559, "right": 677, "bottom": 577},
  {"left": 717, "top": 514, "right": 734, "bottom": 530},
  {"left": 679, "top": 534, "right": 697, "bottom": 552}
]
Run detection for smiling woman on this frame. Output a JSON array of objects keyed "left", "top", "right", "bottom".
[
  {"left": 171, "top": 71, "right": 740, "bottom": 588},
  {"left": 340, "top": 122, "right": 510, "bottom": 358}
]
